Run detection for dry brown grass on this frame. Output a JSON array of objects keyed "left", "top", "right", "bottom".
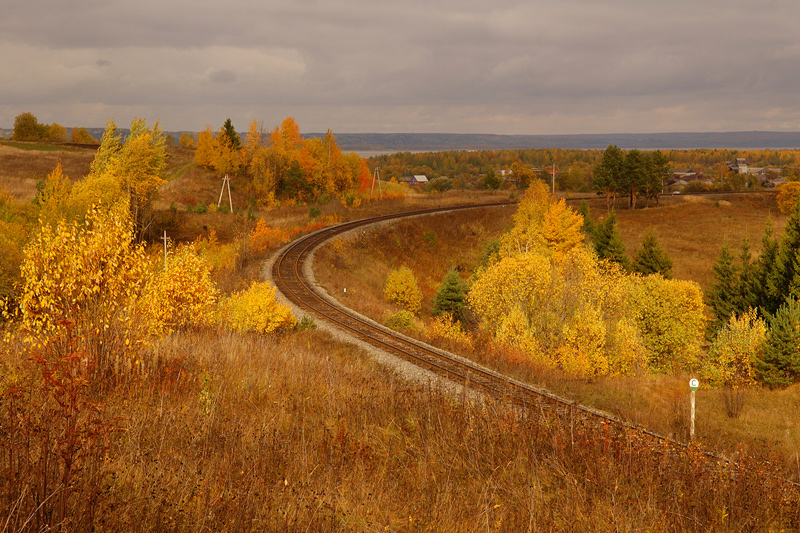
[
  {"left": 604, "top": 193, "right": 785, "bottom": 288},
  {"left": 0, "top": 143, "right": 96, "bottom": 201},
  {"left": 2, "top": 328, "right": 796, "bottom": 531}
]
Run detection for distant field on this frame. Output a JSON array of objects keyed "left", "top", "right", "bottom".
[
  {"left": 0, "top": 142, "right": 96, "bottom": 200},
  {"left": 584, "top": 192, "right": 785, "bottom": 289}
]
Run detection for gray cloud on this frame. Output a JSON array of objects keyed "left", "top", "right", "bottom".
[{"left": 0, "top": 0, "right": 798, "bottom": 134}]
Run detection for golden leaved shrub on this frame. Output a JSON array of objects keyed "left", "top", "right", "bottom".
[
  {"left": 18, "top": 205, "right": 151, "bottom": 374},
  {"left": 219, "top": 281, "right": 296, "bottom": 335},
  {"left": 703, "top": 309, "right": 766, "bottom": 387},
  {"left": 628, "top": 274, "right": 706, "bottom": 373},
  {"left": 384, "top": 266, "right": 422, "bottom": 315},
  {"left": 140, "top": 244, "right": 218, "bottom": 333}
]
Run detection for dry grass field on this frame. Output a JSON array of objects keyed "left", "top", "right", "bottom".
[
  {"left": 2, "top": 328, "right": 795, "bottom": 531},
  {"left": 0, "top": 142, "right": 96, "bottom": 201}
]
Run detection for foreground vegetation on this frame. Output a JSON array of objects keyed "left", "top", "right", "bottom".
[
  {"left": 3, "top": 111, "right": 800, "bottom": 529},
  {"left": 4, "top": 328, "right": 797, "bottom": 531}
]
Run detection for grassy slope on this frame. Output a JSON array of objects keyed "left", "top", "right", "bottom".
[{"left": 4, "top": 328, "right": 795, "bottom": 531}]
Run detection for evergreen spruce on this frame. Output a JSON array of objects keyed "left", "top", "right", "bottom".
[
  {"left": 707, "top": 244, "right": 740, "bottom": 331},
  {"left": 577, "top": 200, "right": 595, "bottom": 242},
  {"left": 433, "top": 268, "right": 467, "bottom": 323},
  {"left": 774, "top": 199, "right": 800, "bottom": 302},
  {"left": 632, "top": 231, "right": 673, "bottom": 278},
  {"left": 736, "top": 238, "right": 756, "bottom": 311},
  {"left": 757, "top": 297, "right": 800, "bottom": 388},
  {"left": 594, "top": 211, "right": 629, "bottom": 269},
  {"left": 750, "top": 218, "right": 782, "bottom": 318}
]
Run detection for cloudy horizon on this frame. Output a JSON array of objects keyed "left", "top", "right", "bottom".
[{"left": 1, "top": 0, "right": 798, "bottom": 135}]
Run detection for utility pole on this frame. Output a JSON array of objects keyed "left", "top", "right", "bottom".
[
  {"left": 551, "top": 163, "right": 556, "bottom": 194},
  {"left": 161, "top": 230, "right": 168, "bottom": 271},
  {"left": 371, "top": 167, "right": 382, "bottom": 199},
  {"left": 218, "top": 174, "right": 233, "bottom": 212}
]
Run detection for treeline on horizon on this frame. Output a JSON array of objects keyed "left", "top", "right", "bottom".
[{"left": 369, "top": 147, "right": 800, "bottom": 191}]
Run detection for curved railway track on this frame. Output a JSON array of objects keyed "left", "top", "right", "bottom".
[
  {"left": 273, "top": 202, "right": 678, "bottom": 440},
  {"left": 271, "top": 201, "right": 800, "bottom": 489}
]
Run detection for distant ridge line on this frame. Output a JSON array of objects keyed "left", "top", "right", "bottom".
[{"left": 304, "top": 131, "right": 800, "bottom": 151}]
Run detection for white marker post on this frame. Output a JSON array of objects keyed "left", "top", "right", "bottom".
[{"left": 689, "top": 378, "right": 699, "bottom": 441}]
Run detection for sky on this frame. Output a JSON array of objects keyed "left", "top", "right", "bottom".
[{"left": 1, "top": 0, "right": 798, "bottom": 135}]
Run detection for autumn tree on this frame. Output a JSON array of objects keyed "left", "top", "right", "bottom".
[
  {"left": 510, "top": 161, "right": 536, "bottom": 189},
  {"left": 628, "top": 274, "right": 706, "bottom": 373},
  {"left": 500, "top": 180, "right": 584, "bottom": 260},
  {"left": 11, "top": 112, "right": 47, "bottom": 141},
  {"left": 35, "top": 163, "right": 73, "bottom": 227},
  {"left": 218, "top": 281, "right": 296, "bottom": 334},
  {"left": 704, "top": 310, "right": 765, "bottom": 388},
  {"left": 18, "top": 205, "right": 152, "bottom": 378},
  {"left": 178, "top": 132, "right": 196, "bottom": 149},
  {"left": 776, "top": 182, "right": 800, "bottom": 214},
  {"left": 384, "top": 266, "right": 423, "bottom": 315},
  {"left": 84, "top": 119, "right": 166, "bottom": 235},
  {"left": 140, "top": 244, "right": 218, "bottom": 332},
  {"left": 69, "top": 127, "right": 99, "bottom": 145},
  {"left": 194, "top": 125, "right": 217, "bottom": 169},
  {"left": 45, "top": 123, "right": 68, "bottom": 143}
]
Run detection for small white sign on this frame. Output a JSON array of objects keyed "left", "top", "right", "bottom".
[{"left": 689, "top": 378, "right": 699, "bottom": 391}]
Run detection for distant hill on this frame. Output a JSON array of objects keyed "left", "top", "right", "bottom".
[
  {"left": 305, "top": 131, "right": 800, "bottom": 152},
  {"left": 4, "top": 127, "right": 799, "bottom": 151}
]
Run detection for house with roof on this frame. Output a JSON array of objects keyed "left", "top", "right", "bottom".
[
  {"left": 726, "top": 158, "right": 748, "bottom": 174},
  {"left": 409, "top": 175, "right": 428, "bottom": 186}
]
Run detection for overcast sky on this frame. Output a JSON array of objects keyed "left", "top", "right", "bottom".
[{"left": 1, "top": 0, "right": 798, "bottom": 135}]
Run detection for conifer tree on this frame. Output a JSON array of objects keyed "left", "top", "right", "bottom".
[
  {"left": 708, "top": 244, "right": 740, "bottom": 331},
  {"left": 432, "top": 268, "right": 467, "bottom": 323},
  {"left": 771, "top": 199, "right": 800, "bottom": 307},
  {"left": 757, "top": 296, "right": 800, "bottom": 388},
  {"left": 593, "top": 145, "right": 623, "bottom": 210},
  {"left": 736, "top": 238, "right": 756, "bottom": 312},
  {"left": 593, "top": 211, "right": 629, "bottom": 269},
  {"left": 750, "top": 218, "right": 782, "bottom": 318},
  {"left": 577, "top": 200, "right": 594, "bottom": 242},
  {"left": 632, "top": 231, "right": 672, "bottom": 278}
]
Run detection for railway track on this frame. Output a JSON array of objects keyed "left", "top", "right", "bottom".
[
  {"left": 272, "top": 202, "right": 672, "bottom": 438},
  {"left": 271, "top": 198, "right": 800, "bottom": 490}
]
